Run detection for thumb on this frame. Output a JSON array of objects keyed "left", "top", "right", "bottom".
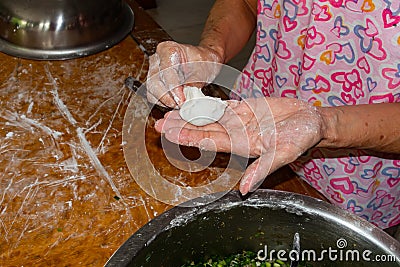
[{"left": 239, "top": 154, "right": 274, "bottom": 195}]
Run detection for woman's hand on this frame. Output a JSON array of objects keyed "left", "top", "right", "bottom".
[
  {"left": 155, "top": 97, "right": 324, "bottom": 194},
  {"left": 146, "top": 41, "right": 223, "bottom": 108},
  {"left": 146, "top": 0, "right": 258, "bottom": 108}
]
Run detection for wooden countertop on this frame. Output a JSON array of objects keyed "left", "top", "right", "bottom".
[{"left": 0, "top": 1, "right": 326, "bottom": 265}]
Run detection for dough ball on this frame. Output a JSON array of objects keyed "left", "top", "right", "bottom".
[{"left": 179, "top": 86, "right": 227, "bottom": 126}]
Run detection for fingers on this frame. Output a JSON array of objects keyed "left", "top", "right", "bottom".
[
  {"left": 164, "top": 127, "right": 234, "bottom": 154},
  {"left": 147, "top": 54, "right": 172, "bottom": 107},
  {"left": 158, "top": 44, "right": 185, "bottom": 106},
  {"left": 155, "top": 111, "right": 234, "bottom": 153},
  {"left": 146, "top": 42, "right": 186, "bottom": 108},
  {"left": 155, "top": 111, "right": 224, "bottom": 133},
  {"left": 239, "top": 154, "right": 273, "bottom": 195},
  {"left": 155, "top": 99, "right": 258, "bottom": 157},
  {"left": 146, "top": 41, "right": 225, "bottom": 109}
]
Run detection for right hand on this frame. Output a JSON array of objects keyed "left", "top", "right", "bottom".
[{"left": 146, "top": 41, "right": 223, "bottom": 108}]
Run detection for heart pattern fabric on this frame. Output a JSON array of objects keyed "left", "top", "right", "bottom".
[{"left": 233, "top": 0, "right": 400, "bottom": 229}]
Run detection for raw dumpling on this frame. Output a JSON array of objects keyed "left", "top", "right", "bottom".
[{"left": 179, "top": 86, "right": 227, "bottom": 126}]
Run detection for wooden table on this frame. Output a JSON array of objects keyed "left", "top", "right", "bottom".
[{"left": 0, "top": 2, "right": 325, "bottom": 265}]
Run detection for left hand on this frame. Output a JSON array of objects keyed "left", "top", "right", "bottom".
[
  {"left": 146, "top": 41, "right": 223, "bottom": 108},
  {"left": 155, "top": 97, "right": 324, "bottom": 194}
]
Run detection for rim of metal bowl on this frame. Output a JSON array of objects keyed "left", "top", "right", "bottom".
[
  {"left": 0, "top": 2, "right": 134, "bottom": 60},
  {"left": 105, "top": 189, "right": 400, "bottom": 266}
]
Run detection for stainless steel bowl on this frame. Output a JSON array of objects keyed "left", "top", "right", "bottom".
[
  {"left": 0, "top": 0, "right": 134, "bottom": 60},
  {"left": 106, "top": 190, "right": 400, "bottom": 267}
]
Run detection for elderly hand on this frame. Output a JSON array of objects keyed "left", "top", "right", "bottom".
[
  {"left": 146, "top": 41, "right": 223, "bottom": 108},
  {"left": 155, "top": 97, "right": 324, "bottom": 194}
]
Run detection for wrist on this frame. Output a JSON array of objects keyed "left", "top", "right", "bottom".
[
  {"left": 315, "top": 106, "right": 341, "bottom": 148},
  {"left": 198, "top": 40, "right": 226, "bottom": 64}
]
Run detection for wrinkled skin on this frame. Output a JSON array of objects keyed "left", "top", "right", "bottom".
[
  {"left": 155, "top": 97, "right": 324, "bottom": 194},
  {"left": 147, "top": 41, "right": 223, "bottom": 108}
]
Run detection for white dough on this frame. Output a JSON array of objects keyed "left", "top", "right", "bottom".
[{"left": 179, "top": 86, "right": 227, "bottom": 126}]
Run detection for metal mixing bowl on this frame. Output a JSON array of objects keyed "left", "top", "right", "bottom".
[
  {"left": 0, "top": 0, "right": 134, "bottom": 60},
  {"left": 106, "top": 190, "right": 400, "bottom": 267}
]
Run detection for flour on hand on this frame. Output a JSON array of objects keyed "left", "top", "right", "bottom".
[{"left": 179, "top": 86, "right": 227, "bottom": 126}]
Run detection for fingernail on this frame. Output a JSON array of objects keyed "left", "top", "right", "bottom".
[
  {"left": 239, "top": 187, "right": 249, "bottom": 196},
  {"left": 239, "top": 176, "right": 251, "bottom": 193}
]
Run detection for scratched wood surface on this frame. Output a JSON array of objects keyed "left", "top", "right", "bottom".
[
  {"left": 0, "top": 35, "right": 171, "bottom": 265},
  {"left": 0, "top": 2, "right": 326, "bottom": 266}
]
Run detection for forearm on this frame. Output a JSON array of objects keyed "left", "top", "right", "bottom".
[
  {"left": 317, "top": 103, "right": 400, "bottom": 153},
  {"left": 199, "top": 0, "right": 257, "bottom": 63}
]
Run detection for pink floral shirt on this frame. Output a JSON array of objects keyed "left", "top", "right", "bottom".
[{"left": 234, "top": 0, "right": 400, "bottom": 228}]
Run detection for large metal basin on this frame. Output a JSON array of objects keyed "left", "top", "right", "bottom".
[
  {"left": 0, "top": 0, "right": 134, "bottom": 59},
  {"left": 106, "top": 190, "right": 399, "bottom": 266}
]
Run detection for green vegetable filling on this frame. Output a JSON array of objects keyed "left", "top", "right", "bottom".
[{"left": 181, "top": 250, "right": 312, "bottom": 267}]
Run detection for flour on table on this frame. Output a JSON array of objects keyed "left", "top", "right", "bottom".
[{"left": 179, "top": 86, "right": 227, "bottom": 126}]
